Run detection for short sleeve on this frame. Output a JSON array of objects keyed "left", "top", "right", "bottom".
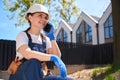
[{"left": 16, "top": 32, "right": 28, "bottom": 50}]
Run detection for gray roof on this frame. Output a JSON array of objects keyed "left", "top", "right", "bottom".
[
  {"left": 67, "top": 23, "right": 75, "bottom": 29},
  {"left": 91, "top": 15, "right": 100, "bottom": 21}
]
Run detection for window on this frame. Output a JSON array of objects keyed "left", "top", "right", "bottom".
[
  {"left": 85, "top": 22, "right": 92, "bottom": 42},
  {"left": 57, "top": 33, "right": 61, "bottom": 41},
  {"left": 56, "top": 28, "right": 68, "bottom": 42},
  {"left": 63, "top": 30, "right": 68, "bottom": 42},
  {"left": 76, "top": 24, "right": 82, "bottom": 43},
  {"left": 104, "top": 14, "right": 113, "bottom": 39}
]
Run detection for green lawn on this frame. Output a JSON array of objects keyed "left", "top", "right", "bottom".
[{"left": 91, "top": 65, "right": 120, "bottom": 80}]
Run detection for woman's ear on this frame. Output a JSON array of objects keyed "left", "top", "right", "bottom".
[{"left": 27, "top": 15, "right": 33, "bottom": 22}]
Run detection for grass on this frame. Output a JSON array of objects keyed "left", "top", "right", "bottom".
[
  {"left": 105, "top": 74, "right": 115, "bottom": 80},
  {"left": 91, "top": 65, "right": 111, "bottom": 77},
  {"left": 92, "top": 70, "right": 97, "bottom": 77},
  {"left": 91, "top": 64, "right": 120, "bottom": 80}
]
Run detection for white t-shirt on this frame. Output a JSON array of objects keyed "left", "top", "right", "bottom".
[{"left": 16, "top": 31, "right": 52, "bottom": 60}]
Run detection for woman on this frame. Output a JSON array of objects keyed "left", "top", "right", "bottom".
[{"left": 9, "top": 3, "right": 74, "bottom": 80}]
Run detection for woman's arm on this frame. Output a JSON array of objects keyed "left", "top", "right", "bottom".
[
  {"left": 44, "top": 22, "right": 61, "bottom": 58},
  {"left": 17, "top": 44, "right": 51, "bottom": 61},
  {"left": 50, "top": 40, "right": 61, "bottom": 57},
  {"left": 46, "top": 38, "right": 61, "bottom": 58}
]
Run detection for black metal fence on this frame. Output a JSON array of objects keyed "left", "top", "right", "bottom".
[
  {"left": 0, "top": 40, "right": 16, "bottom": 70},
  {"left": 0, "top": 40, "right": 113, "bottom": 70},
  {"left": 57, "top": 42, "right": 113, "bottom": 65}
]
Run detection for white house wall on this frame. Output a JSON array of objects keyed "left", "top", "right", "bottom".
[
  {"left": 54, "top": 20, "right": 72, "bottom": 42},
  {"left": 99, "top": 3, "right": 112, "bottom": 44},
  {"left": 72, "top": 12, "right": 98, "bottom": 45}
]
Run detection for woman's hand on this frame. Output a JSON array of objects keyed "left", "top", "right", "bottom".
[
  {"left": 50, "top": 55, "right": 67, "bottom": 78},
  {"left": 43, "top": 22, "right": 55, "bottom": 40}
]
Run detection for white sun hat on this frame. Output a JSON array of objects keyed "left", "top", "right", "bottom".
[{"left": 25, "top": 4, "right": 49, "bottom": 19}]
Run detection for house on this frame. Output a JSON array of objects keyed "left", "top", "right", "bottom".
[
  {"left": 72, "top": 11, "right": 99, "bottom": 45},
  {"left": 54, "top": 20, "right": 72, "bottom": 42},
  {"left": 99, "top": 3, "right": 113, "bottom": 44},
  {"left": 55, "top": 3, "right": 113, "bottom": 45}
]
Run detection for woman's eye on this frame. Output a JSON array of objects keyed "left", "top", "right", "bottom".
[
  {"left": 45, "top": 17, "right": 49, "bottom": 20},
  {"left": 38, "top": 14, "right": 49, "bottom": 20},
  {"left": 39, "top": 15, "right": 42, "bottom": 17}
]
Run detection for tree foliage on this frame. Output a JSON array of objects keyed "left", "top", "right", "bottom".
[
  {"left": 3, "top": 0, "right": 80, "bottom": 27},
  {"left": 56, "top": 0, "right": 80, "bottom": 22}
]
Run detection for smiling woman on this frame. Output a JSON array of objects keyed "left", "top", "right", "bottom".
[{"left": 8, "top": 3, "right": 74, "bottom": 80}]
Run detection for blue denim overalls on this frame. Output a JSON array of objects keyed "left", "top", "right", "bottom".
[{"left": 9, "top": 31, "right": 74, "bottom": 80}]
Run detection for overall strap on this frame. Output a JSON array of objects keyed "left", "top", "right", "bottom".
[
  {"left": 24, "top": 31, "right": 32, "bottom": 40},
  {"left": 24, "top": 31, "right": 32, "bottom": 47}
]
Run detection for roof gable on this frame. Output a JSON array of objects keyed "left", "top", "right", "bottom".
[{"left": 73, "top": 11, "right": 98, "bottom": 31}]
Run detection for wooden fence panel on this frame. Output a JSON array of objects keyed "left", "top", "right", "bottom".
[{"left": 0, "top": 40, "right": 113, "bottom": 70}]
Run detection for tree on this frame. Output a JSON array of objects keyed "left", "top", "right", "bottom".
[
  {"left": 111, "top": 0, "right": 120, "bottom": 65},
  {"left": 3, "top": 0, "right": 80, "bottom": 27},
  {"left": 55, "top": 0, "right": 80, "bottom": 23}
]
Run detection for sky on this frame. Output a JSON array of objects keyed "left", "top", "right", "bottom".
[{"left": 0, "top": 0, "right": 111, "bottom": 40}]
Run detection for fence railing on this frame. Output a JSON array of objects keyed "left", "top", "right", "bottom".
[
  {"left": 0, "top": 40, "right": 113, "bottom": 70},
  {"left": 57, "top": 41, "right": 113, "bottom": 65}
]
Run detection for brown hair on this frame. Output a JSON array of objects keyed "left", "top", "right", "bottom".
[
  {"left": 26, "top": 13, "right": 34, "bottom": 25},
  {"left": 25, "top": 13, "right": 35, "bottom": 31}
]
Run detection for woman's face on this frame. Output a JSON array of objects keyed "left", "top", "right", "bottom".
[{"left": 28, "top": 12, "right": 49, "bottom": 29}]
